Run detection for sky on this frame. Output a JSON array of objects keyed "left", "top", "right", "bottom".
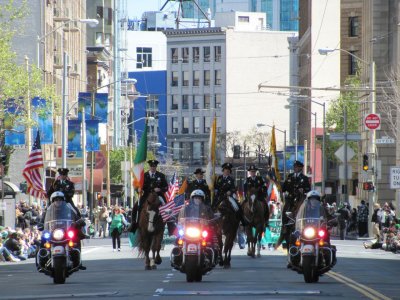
[{"left": 126, "top": 0, "right": 177, "bottom": 19}]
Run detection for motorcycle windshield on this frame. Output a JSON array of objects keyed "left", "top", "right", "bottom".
[
  {"left": 44, "top": 200, "right": 78, "bottom": 231},
  {"left": 295, "top": 199, "right": 326, "bottom": 231},
  {"left": 178, "top": 202, "right": 210, "bottom": 225}
]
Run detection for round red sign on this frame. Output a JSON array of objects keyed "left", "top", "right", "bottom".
[{"left": 364, "top": 113, "right": 380, "bottom": 130}]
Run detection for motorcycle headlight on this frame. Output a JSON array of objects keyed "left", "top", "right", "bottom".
[
  {"left": 303, "top": 227, "right": 316, "bottom": 239},
  {"left": 53, "top": 229, "right": 65, "bottom": 240},
  {"left": 186, "top": 227, "right": 201, "bottom": 238}
]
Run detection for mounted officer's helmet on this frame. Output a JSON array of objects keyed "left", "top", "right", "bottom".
[
  {"left": 306, "top": 190, "right": 321, "bottom": 201},
  {"left": 50, "top": 191, "right": 65, "bottom": 202},
  {"left": 190, "top": 189, "right": 205, "bottom": 200}
]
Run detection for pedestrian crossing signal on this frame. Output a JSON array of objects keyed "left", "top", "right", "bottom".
[
  {"left": 363, "top": 182, "right": 374, "bottom": 191},
  {"left": 362, "top": 154, "right": 369, "bottom": 171}
]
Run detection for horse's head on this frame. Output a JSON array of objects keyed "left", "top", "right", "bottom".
[
  {"left": 146, "top": 191, "right": 163, "bottom": 211},
  {"left": 246, "top": 187, "right": 258, "bottom": 204}
]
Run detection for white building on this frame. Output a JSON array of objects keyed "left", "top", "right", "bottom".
[{"left": 165, "top": 12, "right": 296, "bottom": 173}]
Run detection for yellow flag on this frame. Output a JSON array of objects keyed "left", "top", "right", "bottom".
[
  {"left": 270, "top": 125, "right": 281, "bottom": 185},
  {"left": 205, "top": 117, "right": 217, "bottom": 204}
]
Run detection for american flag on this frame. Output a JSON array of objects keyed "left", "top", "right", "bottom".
[
  {"left": 159, "top": 193, "right": 185, "bottom": 222},
  {"left": 22, "top": 131, "right": 47, "bottom": 199},
  {"left": 165, "top": 172, "right": 179, "bottom": 202}
]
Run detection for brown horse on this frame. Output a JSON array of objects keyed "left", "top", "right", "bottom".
[
  {"left": 216, "top": 195, "right": 240, "bottom": 268},
  {"left": 138, "top": 192, "right": 166, "bottom": 270},
  {"left": 242, "top": 188, "right": 268, "bottom": 258}
]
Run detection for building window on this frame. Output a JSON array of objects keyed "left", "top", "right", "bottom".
[
  {"left": 136, "top": 47, "right": 152, "bottom": 68},
  {"left": 172, "top": 117, "right": 178, "bottom": 134},
  {"left": 172, "top": 141, "right": 180, "bottom": 160},
  {"left": 193, "top": 95, "right": 201, "bottom": 109},
  {"left": 216, "top": 117, "right": 221, "bottom": 133},
  {"left": 203, "top": 46, "right": 210, "bottom": 62},
  {"left": 95, "top": 32, "right": 102, "bottom": 46},
  {"left": 104, "top": 33, "right": 111, "bottom": 49},
  {"left": 171, "top": 48, "right": 178, "bottom": 64},
  {"left": 215, "top": 70, "right": 221, "bottom": 85},
  {"left": 204, "top": 94, "right": 210, "bottom": 109},
  {"left": 193, "top": 47, "right": 200, "bottom": 63},
  {"left": 349, "top": 51, "right": 358, "bottom": 75},
  {"left": 181, "top": 142, "right": 191, "bottom": 160},
  {"left": 215, "top": 94, "right": 221, "bottom": 108},
  {"left": 349, "top": 16, "right": 359, "bottom": 37},
  {"left": 204, "top": 116, "right": 211, "bottom": 133},
  {"left": 193, "top": 117, "right": 200, "bottom": 133},
  {"left": 171, "top": 95, "right": 178, "bottom": 110},
  {"left": 182, "top": 47, "right": 189, "bottom": 63},
  {"left": 106, "top": 7, "right": 113, "bottom": 25},
  {"left": 204, "top": 70, "right": 210, "bottom": 86},
  {"left": 182, "top": 95, "right": 189, "bottom": 109},
  {"left": 182, "top": 117, "right": 189, "bottom": 134},
  {"left": 193, "top": 141, "right": 202, "bottom": 160},
  {"left": 215, "top": 46, "right": 221, "bottom": 62},
  {"left": 97, "top": 6, "right": 103, "bottom": 19},
  {"left": 193, "top": 70, "right": 200, "bottom": 86},
  {"left": 238, "top": 16, "right": 249, "bottom": 22},
  {"left": 171, "top": 71, "right": 178, "bottom": 86},
  {"left": 182, "top": 71, "right": 189, "bottom": 86}
]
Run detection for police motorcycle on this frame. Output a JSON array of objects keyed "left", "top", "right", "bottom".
[
  {"left": 171, "top": 190, "right": 219, "bottom": 282},
  {"left": 36, "top": 192, "right": 84, "bottom": 284},
  {"left": 287, "top": 191, "right": 337, "bottom": 283}
]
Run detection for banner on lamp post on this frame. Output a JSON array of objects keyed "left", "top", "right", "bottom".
[
  {"left": 31, "top": 97, "right": 53, "bottom": 144},
  {"left": 78, "top": 92, "right": 108, "bottom": 123},
  {"left": 68, "top": 120, "right": 82, "bottom": 151},
  {"left": 4, "top": 99, "right": 25, "bottom": 146},
  {"left": 86, "top": 120, "right": 100, "bottom": 151}
]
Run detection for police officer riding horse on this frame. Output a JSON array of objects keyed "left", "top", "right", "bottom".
[{"left": 275, "top": 160, "right": 311, "bottom": 254}]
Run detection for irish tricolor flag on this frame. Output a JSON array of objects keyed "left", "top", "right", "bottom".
[{"left": 132, "top": 122, "right": 148, "bottom": 189}]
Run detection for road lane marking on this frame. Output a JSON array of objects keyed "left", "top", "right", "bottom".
[
  {"left": 0, "top": 292, "right": 119, "bottom": 299},
  {"left": 327, "top": 271, "right": 391, "bottom": 300},
  {"left": 154, "top": 290, "right": 321, "bottom": 296}
]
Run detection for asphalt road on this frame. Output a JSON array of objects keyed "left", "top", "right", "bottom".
[{"left": 0, "top": 236, "right": 399, "bottom": 300}]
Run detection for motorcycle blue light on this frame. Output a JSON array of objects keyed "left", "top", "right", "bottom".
[
  {"left": 178, "top": 229, "right": 184, "bottom": 236},
  {"left": 43, "top": 231, "right": 51, "bottom": 240}
]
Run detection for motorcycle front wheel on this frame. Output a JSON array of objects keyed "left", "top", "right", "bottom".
[
  {"left": 302, "top": 256, "right": 318, "bottom": 283},
  {"left": 53, "top": 257, "right": 67, "bottom": 284},
  {"left": 185, "top": 256, "right": 201, "bottom": 282}
]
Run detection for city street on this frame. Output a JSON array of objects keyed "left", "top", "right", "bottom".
[{"left": 0, "top": 237, "right": 398, "bottom": 300}]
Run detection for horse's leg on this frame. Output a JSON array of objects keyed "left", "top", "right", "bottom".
[
  {"left": 256, "top": 227, "right": 262, "bottom": 258},
  {"left": 246, "top": 227, "right": 252, "bottom": 256},
  {"left": 155, "top": 229, "right": 163, "bottom": 265},
  {"left": 217, "top": 230, "right": 224, "bottom": 266}
]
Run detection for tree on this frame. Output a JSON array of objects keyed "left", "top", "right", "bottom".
[
  {"left": 0, "top": 1, "right": 58, "bottom": 174},
  {"left": 325, "top": 76, "right": 361, "bottom": 162}
]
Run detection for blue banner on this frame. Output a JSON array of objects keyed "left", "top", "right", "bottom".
[
  {"left": 31, "top": 97, "right": 53, "bottom": 144},
  {"left": 278, "top": 146, "right": 305, "bottom": 172},
  {"left": 4, "top": 100, "right": 25, "bottom": 146},
  {"left": 86, "top": 120, "right": 100, "bottom": 151},
  {"left": 68, "top": 120, "right": 82, "bottom": 151},
  {"left": 78, "top": 92, "right": 108, "bottom": 123}
]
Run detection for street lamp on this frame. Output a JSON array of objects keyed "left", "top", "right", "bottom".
[
  {"left": 319, "top": 47, "right": 376, "bottom": 236},
  {"left": 256, "top": 123, "right": 287, "bottom": 180}
]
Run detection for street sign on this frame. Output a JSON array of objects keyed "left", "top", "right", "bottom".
[
  {"left": 376, "top": 136, "right": 395, "bottom": 144},
  {"left": 390, "top": 167, "right": 400, "bottom": 189},
  {"left": 329, "top": 132, "right": 361, "bottom": 141},
  {"left": 335, "top": 145, "right": 355, "bottom": 163},
  {"left": 338, "top": 165, "right": 352, "bottom": 180},
  {"left": 364, "top": 113, "right": 381, "bottom": 130}
]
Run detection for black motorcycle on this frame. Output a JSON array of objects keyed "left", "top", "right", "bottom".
[
  {"left": 170, "top": 204, "right": 219, "bottom": 282},
  {"left": 36, "top": 199, "right": 83, "bottom": 284},
  {"left": 287, "top": 199, "right": 337, "bottom": 283}
]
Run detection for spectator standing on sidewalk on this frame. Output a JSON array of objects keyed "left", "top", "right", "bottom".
[
  {"left": 109, "top": 206, "right": 129, "bottom": 252},
  {"left": 357, "top": 200, "right": 369, "bottom": 237},
  {"left": 98, "top": 206, "right": 109, "bottom": 238},
  {"left": 337, "top": 203, "right": 351, "bottom": 240}
]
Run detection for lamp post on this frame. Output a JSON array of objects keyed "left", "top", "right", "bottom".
[
  {"left": 319, "top": 48, "right": 376, "bottom": 235},
  {"left": 256, "top": 123, "right": 287, "bottom": 180}
]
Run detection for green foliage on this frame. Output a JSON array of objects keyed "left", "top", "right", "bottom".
[
  {"left": 0, "top": 0, "right": 59, "bottom": 144},
  {"left": 109, "top": 148, "right": 155, "bottom": 184},
  {"left": 325, "top": 76, "right": 361, "bottom": 162}
]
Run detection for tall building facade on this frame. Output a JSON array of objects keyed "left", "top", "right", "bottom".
[{"left": 165, "top": 12, "right": 295, "bottom": 175}]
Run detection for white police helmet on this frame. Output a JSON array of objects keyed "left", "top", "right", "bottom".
[
  {"left": 50, "top": 191, "right": 65, "bottom": 202},
  {"left": 190, "top": 189, "right": 205, "bottom": 200},
  {"left": 306, "top": 190, "right": 321, "bottom": 201}
]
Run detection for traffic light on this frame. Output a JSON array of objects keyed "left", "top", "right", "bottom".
[
  {"left": 362, "top": 154, "right": 369, "bottom": 171},
  {"left": 233, "top": 145, "right": 241, "bottom": 159}
]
